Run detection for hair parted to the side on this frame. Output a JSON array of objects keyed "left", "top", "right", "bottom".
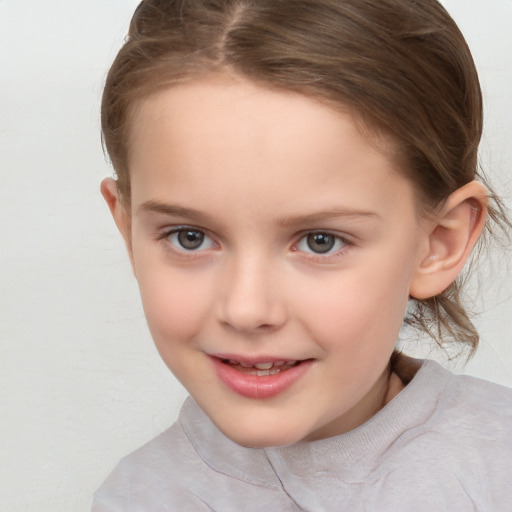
[{"left": 101, "top": 0, "right": 509, "bottom": 356}]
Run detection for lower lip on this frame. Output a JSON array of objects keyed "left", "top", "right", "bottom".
[{"left": 211, "top": 357, "right": 313, "bottom": 399}]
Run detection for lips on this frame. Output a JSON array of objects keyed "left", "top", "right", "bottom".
[
  {"left": 221, "top": 359, "right": 300, "bottom": 376},
  {"left": 211, "top": 355, "right": 312, "bottom": 399}
]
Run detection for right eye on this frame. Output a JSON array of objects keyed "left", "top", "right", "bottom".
[{"left": 166, "top": 228, "right": 216, "bottom": 252}]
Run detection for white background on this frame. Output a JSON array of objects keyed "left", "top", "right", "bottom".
[{"left": 0, "top": 1, "right": 510, "bottom": 510}]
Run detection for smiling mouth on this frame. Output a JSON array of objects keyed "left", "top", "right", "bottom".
[
  {"left": 213, "top": 356, "right": 313, "bottom": 399},
  {"left": 220, "top": 359, "right": 302, "bottom": 376}
]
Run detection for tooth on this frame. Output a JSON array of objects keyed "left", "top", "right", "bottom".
[
  {"left": 255, "top": 362, "right": 273, "bottom": 370},
  {"left": 240, "top": 362, "right": 253, "bottom": 368},
  {"left": 273, "top": 361, "right": 286, "bottom": 367},
  {"left": 256, "top": 369, "right": 270, "bottom": 376},
  {"left": 229, "top": 359, "right": 239, "bottom": 365}
]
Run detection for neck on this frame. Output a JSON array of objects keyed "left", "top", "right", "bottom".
[{"left": 304, "top": 363, "right": 404, "bottom": 442}]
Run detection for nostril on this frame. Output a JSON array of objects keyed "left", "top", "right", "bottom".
[{"left": 220, "top": 318, "right": 283, "bottom": 334}]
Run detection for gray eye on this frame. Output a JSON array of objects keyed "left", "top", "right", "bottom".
[
  {"left": 306, "top": 233, "right": 336, "bottom": 253},
  {"left": 167, "top": 228, "right": 216, "bottom": 253},
  {"left": 176, "top": 229, "right": 205, "bottom": 250}
]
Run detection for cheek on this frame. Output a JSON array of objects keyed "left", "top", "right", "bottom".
[
  {"left": 134, "top": 260, "right": 213, "bottom": 345},
  {"left": 294, "top": 256, "right": 414, "bottom": 351}
]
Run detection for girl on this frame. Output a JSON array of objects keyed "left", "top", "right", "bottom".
[{"left": 93, "top": 0, "right": 512, "bottom": 510}]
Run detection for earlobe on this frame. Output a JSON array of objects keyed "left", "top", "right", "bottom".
[
  {"left": 100, "top": 178, "right": 135, "bottom": 266},
  {"left": 409, "top": 181, "right": 488, "bottom": 300}
]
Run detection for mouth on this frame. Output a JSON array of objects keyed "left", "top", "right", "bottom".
[
  {"left": 219, "top": 358, "right": 302, "bottom": 376},
  {"left": 211, "top": 355, "right": 313, "bottom": 399}
]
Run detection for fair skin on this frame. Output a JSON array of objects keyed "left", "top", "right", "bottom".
[{"left": 102, "top": 75, "right": 487, "bottom": 448}]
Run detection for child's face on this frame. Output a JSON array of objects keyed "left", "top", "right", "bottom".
[{"left": 121, "top": 76, "right": 431, "bottom": 447}]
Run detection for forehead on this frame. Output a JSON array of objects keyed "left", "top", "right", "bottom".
[{"left": 127, "top": 76, "right": 417, "bottom": 220}]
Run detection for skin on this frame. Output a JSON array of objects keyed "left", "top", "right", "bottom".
[{"left": 102, "top": 75, "right": 487, "bottom": 448}]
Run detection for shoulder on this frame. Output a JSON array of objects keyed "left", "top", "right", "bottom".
[
  {"left": 92, "top": 402, "right": 213, "bottom": 511},
  {"left": 404, "top": 360, "right": 512, "bottom": 453},
  {"left": 430, "top": 361, "right": 512, "bottom": 433},
  {"left": 433, "top": 367, "right": 512, "bottom": 475},
  {"left": 384, "top": 361, "right": 512, "bottom": 509}
]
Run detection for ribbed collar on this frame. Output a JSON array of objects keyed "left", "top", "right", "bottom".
[{"left": 179, "top": 360, "right": 451, "bottom": 489}]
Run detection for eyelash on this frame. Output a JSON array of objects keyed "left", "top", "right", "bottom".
[
  {"left": 158, "top": 226, "right": 218, "bottom": 258},
  {"left": 157, "top": 226, "right": 352, "bottom": 261},
  {"left": 293, "top": 231, "right": 350, "bottom": 262}
]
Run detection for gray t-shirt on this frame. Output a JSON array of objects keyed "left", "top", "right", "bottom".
[{"left": 92, "top": 360, "right": 512, "bottom": 511}]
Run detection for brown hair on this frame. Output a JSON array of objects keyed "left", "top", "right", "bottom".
[{"left": 101, "top": 0, "right": 509, "bottom": 356}]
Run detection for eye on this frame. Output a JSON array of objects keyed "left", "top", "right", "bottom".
[
  {"left": 296, "top": 232, "right": 346, "bottom": 255},
  {"left": 167, "top": 228, "right": 216, "bottom": 252}
]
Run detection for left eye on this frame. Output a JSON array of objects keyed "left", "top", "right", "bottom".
[
  {"left": 167, "top": 228, "right": 216, "bottom": 251},
  {"left": 296, "top": 232, "right": 346, "bottom": 254}
]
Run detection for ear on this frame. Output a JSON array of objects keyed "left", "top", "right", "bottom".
[
  {"left": 100, "top": 178, "right": 135, "bottom": 270},
  {"left": 409, "top": 181, "right": 488, "bottom": 300}
]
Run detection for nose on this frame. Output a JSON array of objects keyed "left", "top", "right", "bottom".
[{"left": 216, "top": 254, "right": 287, "bottom": 334}]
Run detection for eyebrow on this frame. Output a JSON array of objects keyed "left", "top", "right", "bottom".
[
  {"left": 138, "top": 201, "right": 212, "bottom": 223},
  {"left": 138, "top": 200, "right": 379, "bottom": 226},
  {"left": 277, "top": 209, "right": 379, "bottom": 228}
]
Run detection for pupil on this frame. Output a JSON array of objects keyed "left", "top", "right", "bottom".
[
  {"left": 178, "top": 230, "right": 204, "bottom": 249},
  {"left": 307, "top": 233, "right": 335, "bottom": 254}
]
